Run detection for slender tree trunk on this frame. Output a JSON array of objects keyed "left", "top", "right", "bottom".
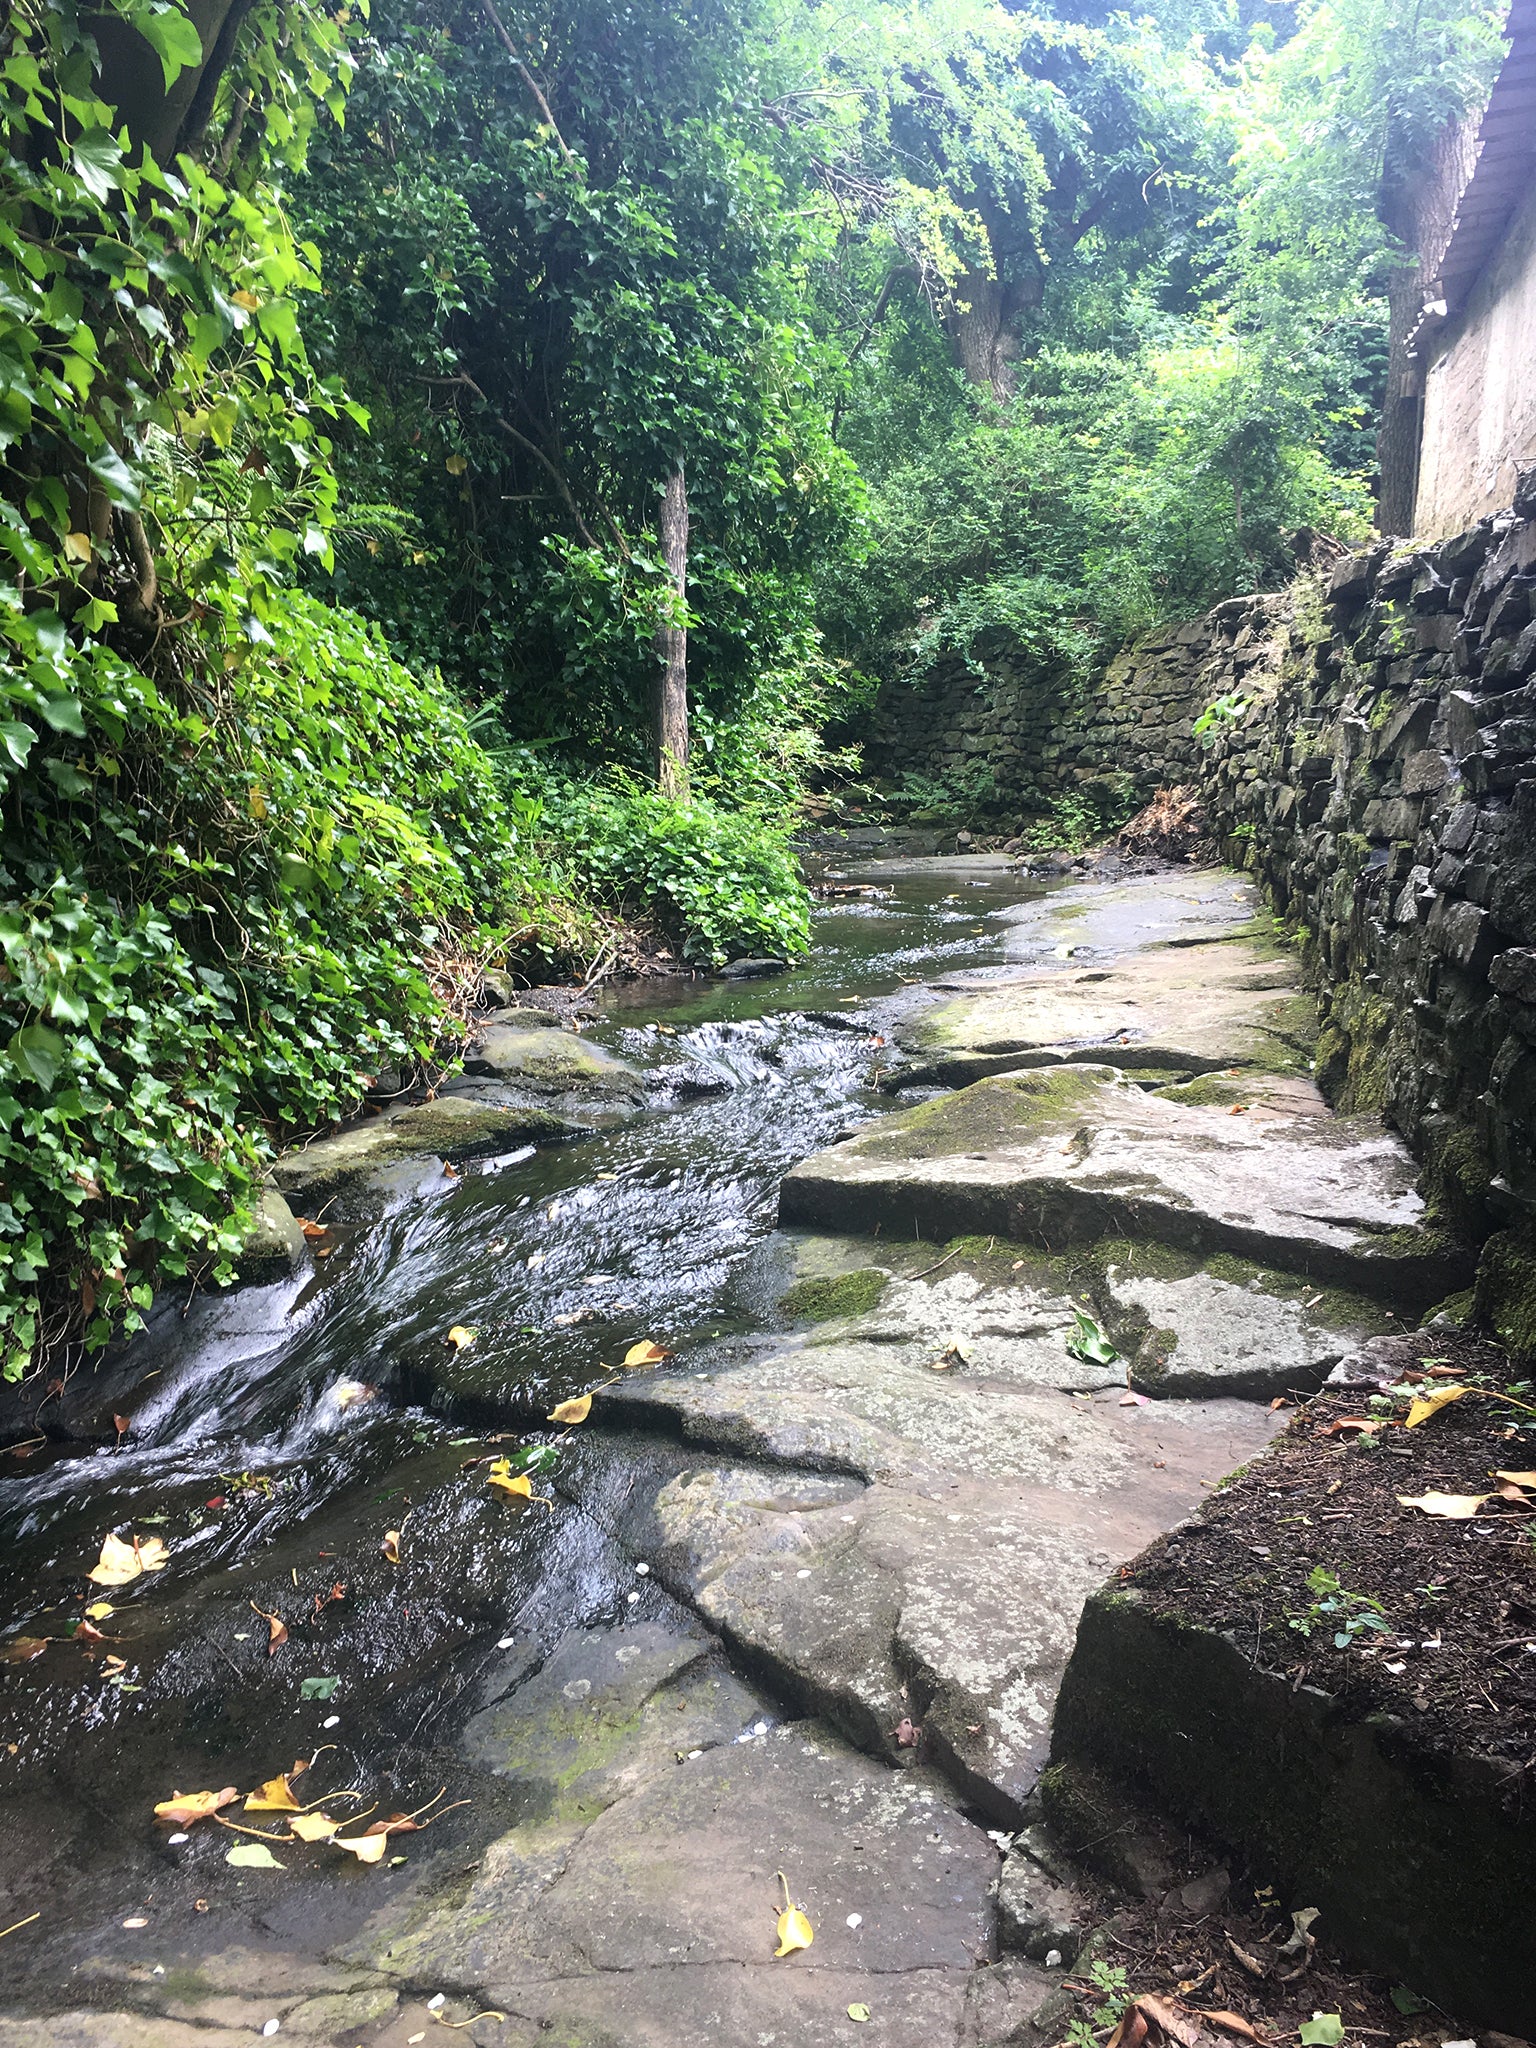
[{"left": 654, "top": 463, "right": 689, "bottom": 798}]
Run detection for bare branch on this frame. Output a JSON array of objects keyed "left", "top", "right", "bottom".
[{"left": 479, "top": 0, "right": 577, "bottom": 168}]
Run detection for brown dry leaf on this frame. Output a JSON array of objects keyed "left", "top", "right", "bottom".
[
  {"left": 1318, "top": 1417, "right": 1381, "bottom": 1439},
  {"left": 361, "top": 1812, "right": 422, "bottom": 1839},
  {"left": 1, "top": 1636, "right": 47, "bottom": 1664},
  {"left": 332, "top": 1829, "right": 391, "bottom": 1864},
  {"left": 251, "top": 1602, "right": 288, "bottom": 1655},
  {"left": 287, "top": 1811, "right": 340, "bottom": 1842},
  {"left": 446, "top": 1325, "right": 478, "bottom": 1352},
  {"left": 1405, "top": 1384, "right": 1469, "bottom": 1428},
  {"left": 1224, "top": 1934, "right": 1269, "bottom": 1979},
  {"left": 547, "top": 1394, "right": 592, "bottom": 1426},
  {"left": 88, "top": 1531, "right": 170, "bottom": 1586},
  {"left": 246, "top": 1764, "right": 309, "bottom": 1813},
  {"left": 1135, "top": 1996, "right": 1211, "bottom": 2048},
  {"left": 154, "top": 1787, "right": 238, "bottom": 1827},
  {"left": 486, "top": 1459, "right": 532, "bottom": 1503},
  {"left": 1493, "top": 1470, "right": 1536, "bottom": 1488},
  {"left": 623, "top": 1340, "right": 669, "bottom": 1368},
  {"left": 112, "top": 1413, "right": 130, "bottom": 1440},
  {"left": 1397, "top": 1490, "right": 1490, "bottom": 1519},
  {"left": 74, "top": 1619, "right": 106, "bottom": 1642},
  {"left": 1200, "top": 2012, "right": 1271, "bottom": 2044},
  {"left": 381, "top": 1529, "right": 402, "bottom": 1566},
  {"left": 296, "top": 1218, "right": 329, "bottom": 1240}
]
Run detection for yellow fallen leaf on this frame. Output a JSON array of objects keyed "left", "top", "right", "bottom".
[
  {"left": 63, "top": 529, "right": 93, "bottom": 563},
  {"left": 333, "top": 1828, "right": 390, "bottom": 1864},
  {"left": 83, "top": 1601, "right": 114, "bottom": 1621},
  {"left": 153, "top": 1787, "right": 238, "bottom": 1827},
  {"left": 624, "top": 1340, "right": 669, "bottom": 1368},
  {"left": 1397, "top": 1490, "right": 1490, "bottom": 1519},
  {"left": 446, "top": 1325, "right": 478, "bottom": 1352},
  {"left": 1405, "top": 1384, "right": 1469, "bottom": 1428},
  {"left": 288, "top": 1811, "right": 340, "bottom": 1842},
  {"left": 1493, "top": 1470, "right": 1536, "bottom": 1488},
  {"left": 773, "top": 1871, "right": 813, "bottom": 1959},
  {"left": 486, "top": 1458, "right": 532, "bottom": 1503},
  {"left": 230, "top": 288, "right": 261, "bottom": 310},
  {"left": 381, "top": 1529, "right": 402, "bottom": 1565},
  {"left": 246, "top": 1763, "right": 309, "bottom": 1813},
  {"left": 548, "top": 1394, "right": 592, "bottom": 1426},
  {"left": 88, "top": 1532, "right": 170, "bottom": 1586}
]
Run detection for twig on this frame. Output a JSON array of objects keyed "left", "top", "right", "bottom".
[
  {"left": 909, "top": 1246, "right": 962, "bottom": 1281},
  {"left": 479, "top": 0, "right": 576, "bottom": 165},
  {"left": 0, "top": 1913, "right": 40, "bottom": 1941}
]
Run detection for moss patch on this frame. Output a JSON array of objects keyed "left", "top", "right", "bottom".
[
  {"left": 856, "top": 1067, "right": 1107, "bottom": 1161},
  {"left": 1473, "top": 1223, "right": 1536, "bottom": 1362},
  {"left": 778, "top": 1267, "right": 888, "bottom": 1322}
]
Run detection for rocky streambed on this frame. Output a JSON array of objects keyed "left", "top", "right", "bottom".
[{"left": 0, "top": 858, "right": 1479, "bottom": 2046}]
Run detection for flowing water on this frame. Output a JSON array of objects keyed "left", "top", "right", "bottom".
[{"left": 0, "top": 855, "right": 1068, "bottom": 1992}]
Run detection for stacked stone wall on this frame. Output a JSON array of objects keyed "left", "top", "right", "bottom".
[
  {"left": 861, "top": 623, "right": 1211, "bottom": 828},
  {"left": 1197, "top": 473, "right": 1536, "bottom": 1324}
]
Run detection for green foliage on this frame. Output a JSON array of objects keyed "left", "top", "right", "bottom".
[
  {"left": 527, "top": 771, "right": 812, "bottom": 967},
  {"left": 1287, "top": 1566, "right": 1390, "bottom": 1651},
  {"left": 1065, "top": 1959, "right": 1132, "bottom": 2048}
]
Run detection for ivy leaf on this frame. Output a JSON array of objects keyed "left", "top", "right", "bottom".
[
  {"left": 136, "top": 5, "right": 204, "bottom": 88},
  {"left": 70, "top": 127, "right": 125, "bottom": 205},
  {"left": 9, "top": 1023, "right": 65, "bottom": 1090},
  {"left": 87, "top": 449, "right": 140, "bottom": 512}
]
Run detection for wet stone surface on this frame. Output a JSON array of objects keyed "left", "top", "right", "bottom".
[{"left": 0, "top": 858, "right": 1447, "bottom": 2043}]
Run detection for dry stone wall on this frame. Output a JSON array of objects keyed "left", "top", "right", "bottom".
[
  {"left": 860, "top": 626, "right": 1210, "bottom": 831},
  {"left": 1197, "top": 471, "right": 1536, "bottom": 1339}
]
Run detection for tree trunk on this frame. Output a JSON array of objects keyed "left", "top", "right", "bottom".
[
  {"left": 654, "top": 463, "right": 689, "bottom": 798},
  {"left": 88, "top": 0, "right": 248, "bottom": 163}
]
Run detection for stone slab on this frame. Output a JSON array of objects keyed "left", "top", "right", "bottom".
[{"left": 780, "top": 1067, "right": 1471, "bottom": 1306}]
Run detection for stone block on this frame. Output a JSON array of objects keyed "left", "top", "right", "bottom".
[
  {"left": 1401, "top": 748, "right": 1449, "bottom": 795},
  {"left": 1361, "top": 796, "right": 1423, "bottom": 842},
  {"left": 1426, "top": 895, "right": 1494, "bottom": 974}
]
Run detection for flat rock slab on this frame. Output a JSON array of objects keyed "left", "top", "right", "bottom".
[
  {"left": 462, "top": 1023, "right": 644, "bottom": 1095},
  {"left": 356, "top": 1610, "right": 1051, "bottom": 2048},
  {"left": 781, "top": 1066, "right": 1471, "bottom": 1306},
  {"left": 591, "top": 1313, "right": 1280, "bottom": 1822},
  {"left": 270, "top": 1096, "right": 578, "bottom": 1219},
  {"left": 904, "top": 933, "right": 1313, "bottom": 1084}
]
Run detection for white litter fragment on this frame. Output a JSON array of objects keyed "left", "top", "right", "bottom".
[
  {"left": 427, "top": 1994, "right": 446, "bottom": 2011},
  {"left": 322, "top": 1715, "right": 340, "bottom": 1729},
  {"left": 846, "top": 1913, "right": 863, "bottom": 1929},
  {"left": 626, "top": 1590, "right": 640, "bottom": 1604},
  {"left": 263, "top": 2024, "right": 281, "bottom": 2039},
  {"left": 166, "top": 1833, "right": 189, "bottom": 1846},
  {"left": 635, "top": 1563, "right": 650, "bottom": 1576},
  {"left": 497, "top": 1637, "right": 516, "bottom": 1649},
  {"left": 1045, "top": 1950, "right": 1063, "bottom": 1968}
]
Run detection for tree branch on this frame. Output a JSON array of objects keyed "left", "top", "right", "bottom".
[
  {"left": 479, "top": 0, "right": 577, "bottom": 168},
  {"left": 423, "top": 371, "right": 605, "bottom": 553}
]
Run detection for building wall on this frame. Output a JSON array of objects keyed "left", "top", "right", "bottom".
[{"left": 1416, "top": 180, "right": 1536, "bottom": 540}]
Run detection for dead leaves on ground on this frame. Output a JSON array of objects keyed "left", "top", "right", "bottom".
[
  {"left": 155, "top": 1763, "right": 460, "bottom": 1873},
  {"left": 1399, "top": 1468, "right": 1536, "bottom": 1521},
  {"left": 1107, "top": 1996, "right": 1275, "bottom": 2048},
  {"left": 486, "top": 1457, "right": 534, "bottom": 1503},
  {"left": 772, "top": 1871, "right": 813, "bottom": 1959},
  {"left": 1404, "top": 1384, "right": 1469, "bottom": 1429},
  {"left": 547, "top": 1394, "right": 592, "bottom": 1426}
]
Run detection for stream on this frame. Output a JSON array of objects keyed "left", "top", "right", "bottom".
[{"left": 0, "top": 854, "right": 1068, "bottom": 2005}]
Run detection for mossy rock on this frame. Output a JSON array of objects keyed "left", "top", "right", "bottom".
[
  {"left": 1473, "top": 1223, "right": 1536, "bottom": 1363},
  {"left": 778, "top": 1267, "right": 888, "bottom": 1322}
]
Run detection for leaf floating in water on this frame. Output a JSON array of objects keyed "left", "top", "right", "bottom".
[
  {"left": 332, "top": 1829, "right": 390, "bottom": 1864},
  {"left": 225, "top": 1842, "right": 285, "bottom": 1870},
  {"left": 772, "top": 1871, "right": 813, "bottom": 1959},
  {"left": 548, "top": 1395, "right": 592, "bottom": 1426},
  {"left": 1404, "top": 1384, "right": 1468, "bottom": 1428},
  {"left": 299, "top": 1676, "right": 341, "bottom": 1702},
  {"left": 381, "top": 1528, "right": 403, "bottom": 1565},
  {"left": 623, "top": 1340, "right": 669, "bottom": 1368},
  {"left": 246, "top": 1763, "right": 309, "bottom": 1812},
  {"left": 332, "top": 1379, "right": 375, "bottom": 1410},
  {"left": 2, "top": 1636, "right": 47, "bottom": 1664},
  {"left": 84, "top": 1601, "right": 114, "bottom": 1622},
  {"left": 88, "top": 1532, "right": 169, "bottom": 1586},
  {"left": 486, "top": 1458, "right": 533, "bottom": 1503},
  {"left": 288, "top": 1812, "right": 340, "bottom": 1842},
  {"left": 446, "top": 1325, "right": 478, "bottom": 1352},
  {"left": 1397, "top": 1490, "right": 1489, "bottom": 1519},
  {"left": 154, "top": 1787, "right": 238, "bottom": 1827}
]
